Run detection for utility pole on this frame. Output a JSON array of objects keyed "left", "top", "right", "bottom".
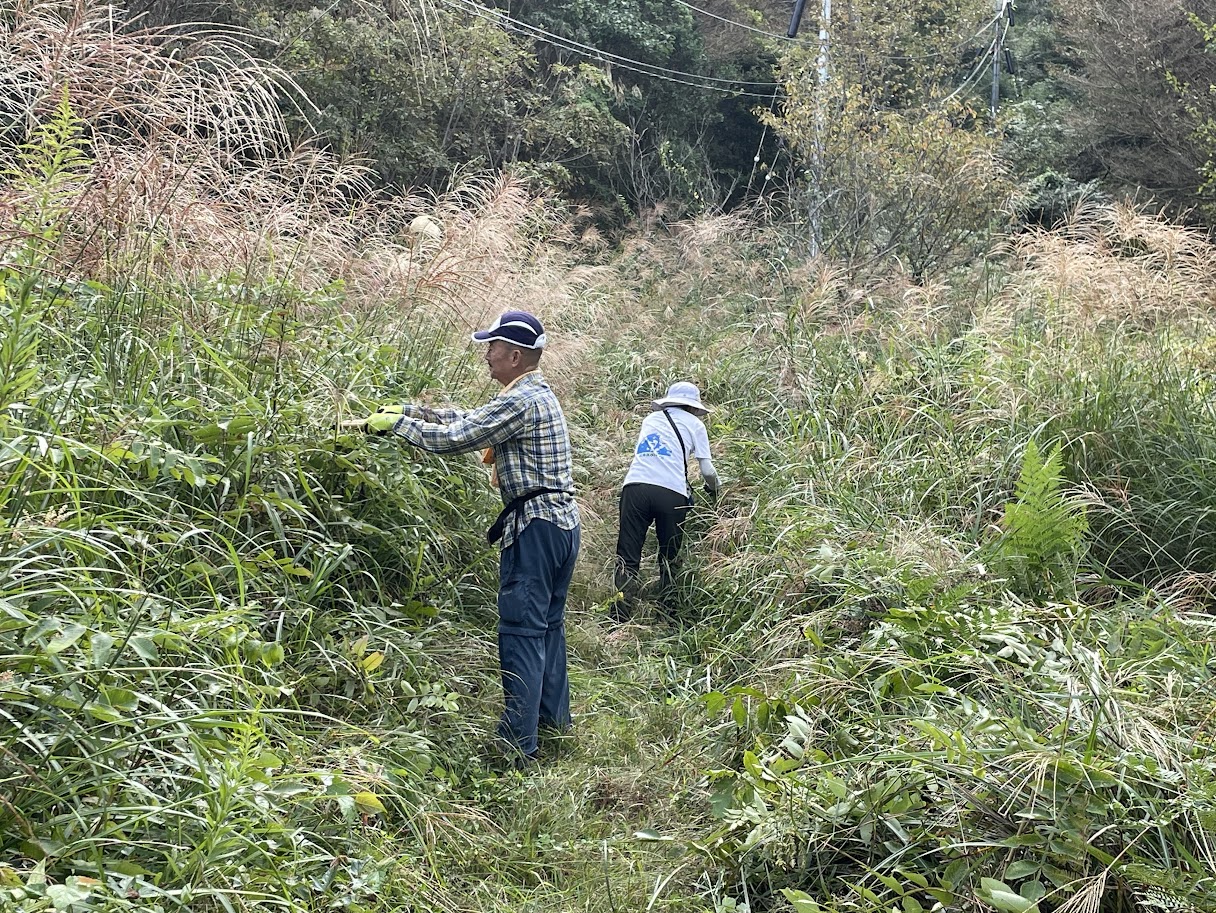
[
  {"left": 990, "top": 0, "right": 1005, "bottom": 119},
  {"left": 809, "top": 0, "right": 830, "bottom": 257},
  {"left": 787, "top": 0, "right": 831, "bottom": 258}
]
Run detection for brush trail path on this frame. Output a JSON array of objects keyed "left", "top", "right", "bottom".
[{"left": 461, "top": 510, "right": 721, "bottom": 912}]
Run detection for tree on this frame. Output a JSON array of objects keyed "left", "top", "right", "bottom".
[
  {"left": 1050, "top": 0, "right": 1216, "bottom": 220},
  {"left": 493, "top": 0, "right": 780, "bottom": 214},
  {"left": 1173, "top": 11, "right": 1216, "bottom": 219},
  {"left": 771, "top": 0, "right": 1012, "bottom": 271},
  {"left": 113, "top": 0, "right": 788, "bottom": 215},
  {"left": 230, "top": 1, "right": 538, "bottom": 188}
]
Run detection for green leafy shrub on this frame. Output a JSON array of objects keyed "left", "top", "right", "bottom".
[{"left": 696, "top": 596, "right": 1216, "bottom": 913}]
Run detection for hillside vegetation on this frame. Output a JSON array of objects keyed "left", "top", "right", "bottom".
[{"left": 3, "top": 3, "right": 1216, "bottom": 913}]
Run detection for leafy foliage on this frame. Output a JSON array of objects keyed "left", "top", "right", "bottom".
[
  {"left": 1177, "top": 12, "right": 1216, "bottom": 218},
  {"left": 0, "top": 35, "right": 573, "bottom": 907},
  {"left": 0, "top": 262, "right": 501, "bottom": 908},
  {"left": 1004, "top": 0, "right": 1216, "bottom": 224},
  {"left": 6, "top": 5, "right": 1216, "bottom": 913},
  {"left": 236, "top": 0, "right": 546, "bottom": 187},
  {"left": 79, "top": 0, "right": 1216, "bottom": 229},
  {"left": 571, "top": 208, "right": 1216, "bottom": 910},
  {"left": 219, "top": 0, "right": 773, "bottom": 214},
  {"left": 771, "top": 0, "right": 1012, "bottom": 272},
  {"left": 1052, "top": 0, "right": 1216, "bottom": 219},
  {"left": 993, "top": 440, "right": 1087, "bottom": 600},
  {"left": 696, "top": 594, "right": 1216, "bottom": 913}
]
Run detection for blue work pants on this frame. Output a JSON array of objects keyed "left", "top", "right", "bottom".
[{"left": 496, "top": 519, "right": 580, "bottom": 757}]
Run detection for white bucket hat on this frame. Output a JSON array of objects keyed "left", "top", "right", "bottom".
[{"left": 652, "top": 381, "right": 712, "bottom": 415}]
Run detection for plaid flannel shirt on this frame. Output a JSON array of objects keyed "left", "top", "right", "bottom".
[{"left": 390, "top": 371, "right": 580, "bottom": 549}]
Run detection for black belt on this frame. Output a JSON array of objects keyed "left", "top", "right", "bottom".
[{"left": 486, "top": 487, "right": 572, "bottom": 544}]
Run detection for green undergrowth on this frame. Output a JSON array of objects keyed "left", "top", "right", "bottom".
[
  {"left": 0, "top": 259, "right": 505, "bottom": 909},
  {"left": 4, "top": 93, "right": 1216, "bottom": 913},
  {"left": 569, "top": 220, "right": 1216, "bottom": 912}
]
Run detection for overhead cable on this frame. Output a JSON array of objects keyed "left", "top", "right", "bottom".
[
  {"left": 438, "top": 0, "right": 1016, "bottom": 103},
  {"left": 670, "top": 0, "right": 793, "bottom": 41},
  {"left": 862, "top": 6, "right": 1013, "bottom": 61},
  {"left": 938, "top": 28, "right": 1002, "bottom": 106},
  {"left": 444, "top": 0, "right": 780, "bottom": 90}
]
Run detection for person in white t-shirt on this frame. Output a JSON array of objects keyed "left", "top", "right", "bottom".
[{"left": 611, "top": 381, "right": 720, "bottom": 621}]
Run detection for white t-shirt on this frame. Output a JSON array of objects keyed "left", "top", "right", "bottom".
[{"left": 623, "top": 408, "right": 711, "bottom": 496}]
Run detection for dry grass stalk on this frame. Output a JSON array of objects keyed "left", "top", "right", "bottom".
[
  {"left": 0, "top": 1, "right": 292, "bottom": 164},
  {"left": 0, "top": 2, "right": 602, "bottom": 364},
  {"left": 994, "top": 202, "right": 1216, "bottom": 330},
  {"left": 1053, "top": 872, "right": 1106, "bottom": 913}
]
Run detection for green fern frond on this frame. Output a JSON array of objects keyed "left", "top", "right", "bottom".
[
  {"left": 0, "top": 91, "right": 87, "bottom": 408},
  {"left": 8, "top": 85, "right": 92, "bottom": 263},
  {"left": 995, "top": 440, "right": 1089, "bottom": 599},
  {"left": 1119, "top": 864, "right": 1216, "bottom": 913}
]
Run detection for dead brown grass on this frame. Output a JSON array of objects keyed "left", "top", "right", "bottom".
[
  {"left": 0, "top": 1, "right": 601, "bottom": 362},
  {"left": 992, "top": 202, "right": 1216, "bottom": 331}
]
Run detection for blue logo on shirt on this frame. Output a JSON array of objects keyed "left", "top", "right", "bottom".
[{"left": 637, "top": 433, "right": 672, "bottom": 456}]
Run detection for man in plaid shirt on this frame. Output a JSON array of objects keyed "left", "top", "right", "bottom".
[{"left": 365, "top": 310, "right": 580, "bottom": 766}]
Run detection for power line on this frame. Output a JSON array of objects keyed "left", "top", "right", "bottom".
[
  {"left": 445, "top": 0, "right": 779, "bottom": 89},
  {"left": 499, "top": 3, "right": 778, "bottom": 86},
  {"left": 438, "top": 0, "right": 777, "bottom": 96},
  {"left": 447, "top": 0, "right": 1021, "bottom": 97},
  {"left": 438, "top": 0, "right": 1020, "bottom": 108},
  {"left": 845, "top": 6, "right": 1011, "bottom": 62},
  {"left": 670, "top": 0, "right": 793, "bottom": 41},
  {"left": 745, "top": 87, "right": 783, "bottom": 195},
  {"left": 938, "top": 29, "right": 1001, "bottom": 106}
]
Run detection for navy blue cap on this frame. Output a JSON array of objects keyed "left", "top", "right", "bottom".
[{"left": 471, "top": 310, "right": 547, "bottom": 349}]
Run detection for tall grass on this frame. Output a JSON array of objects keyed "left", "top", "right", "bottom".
[
  {"left": 570, "top": 204, "right": 1216, "bottom": 912},
  {"left": 0, "top": 4, "right": 603, "bottom": 910},
  {"left": 4, "top": 4, "right": 1216, "bottom": 913}
]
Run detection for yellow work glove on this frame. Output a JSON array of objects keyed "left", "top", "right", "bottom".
[{"left": 365, "top": 404, "right": 405, "bottom": 435}]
